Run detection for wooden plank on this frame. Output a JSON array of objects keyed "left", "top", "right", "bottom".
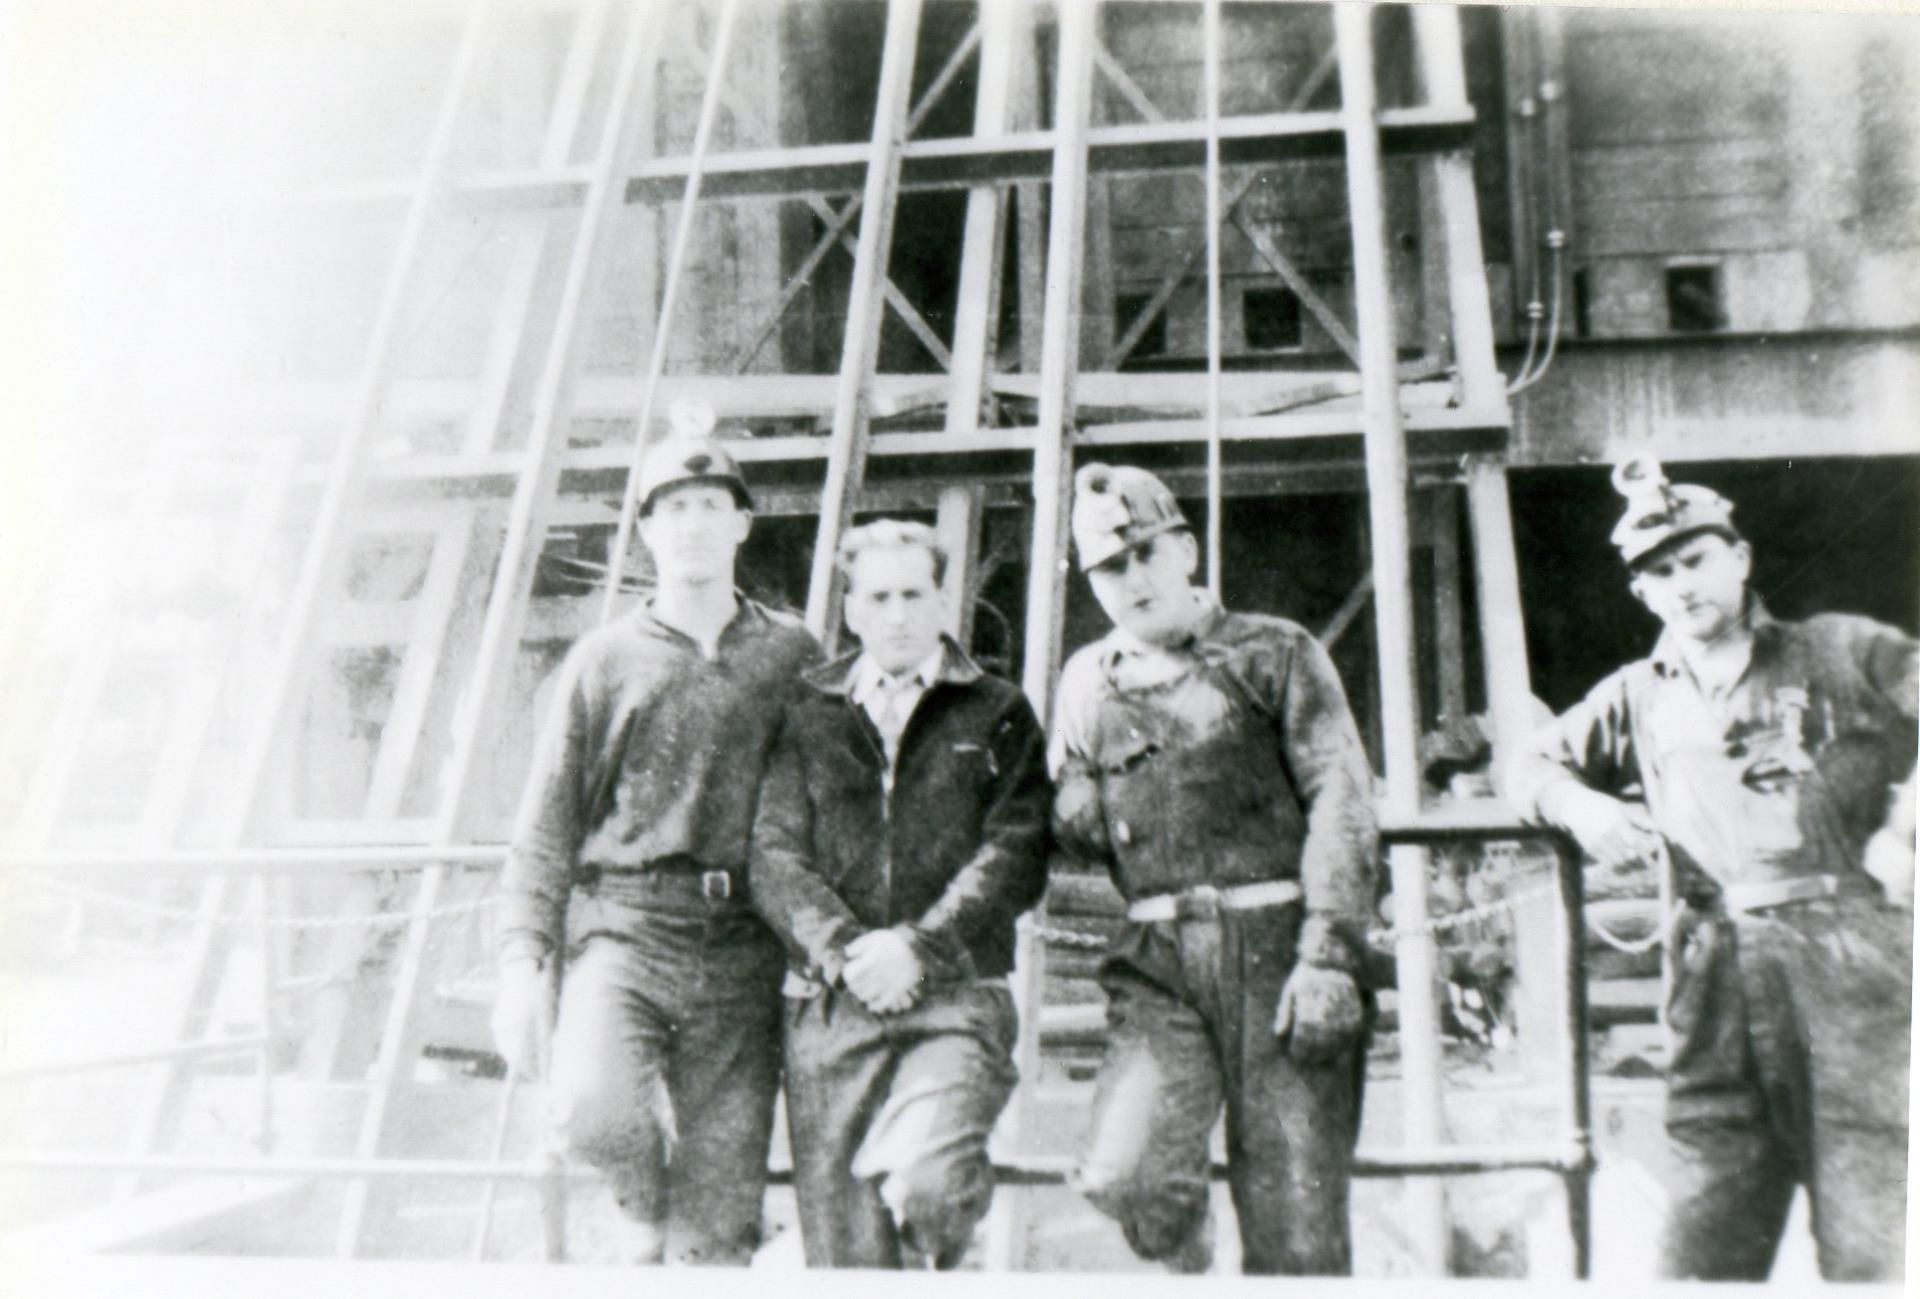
[
  {"left": 943, "top": 1, "right": 1023, "bottom": 435},
  {"left": 802, "top": 0, "right": 928, "bottom": 646},
  {"left": 802, "top": 194, "right": 954, "bottom": 371},
  {"left": 137, "top": 436, "right": 305, "bottom": 841},
  {"left": 1427, "top": 487, "right": 1468, "bottom": 722},
  {"left": 612, "top": 105, "right": 1476, "bottom": 201},
  {"left": 934, "top": 485, "right": 985, "bottom": 644},
  {"left": 1098, "top": 42, "right": 1340, "bottom": 371},
  {"left": 1465, "top": 458, "right": 1535, "bottom": 792},
  {"left": 122, "top": 1, "right": 497, "bottom": 1206},
  {"left": 1337, "top": 3, "right": 1450, "bottom": 1275},
  {"left": 336, "top": 865, "right": 447, "bottom": 1255},
  {"left": 1413, "top": 4, "right": 1507, "bottom": 421},
  {"left": 362, "top": 508, "right": 474, "bottom": 821},
  {"left": 432, "top": 0, "right": 667, "bottom": 870},
  {"left": 9, "top": 449, "right": 183, "bottom": 848},
  {"left": 461, "top": 3, "right": 606, "bottom": 455}
]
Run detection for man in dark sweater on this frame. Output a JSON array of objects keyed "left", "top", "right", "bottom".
[
  {"left": 750, "top": 519, "right": 1051, "bottom": 1268},
  {"left": 492, "top": 432, "right": 819, "bottom": 1265}
]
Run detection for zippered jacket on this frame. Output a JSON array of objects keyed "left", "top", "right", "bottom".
[{"left": 749, "top": 636, "right": 1053, "bottom": 986}]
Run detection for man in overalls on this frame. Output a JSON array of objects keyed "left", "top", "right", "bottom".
[
  {"left": 1510, "top": 457, "right": 1916, "bottom": 1281},
  {"left": 491, "top": 430, "right": 820, "bottom": 1264},
  {"left": 1049, "top": 463, "right": 1379, "bottom": 1275},
  {"left": 751, "top": 519, "right": 1051, "bottom": 1268}
]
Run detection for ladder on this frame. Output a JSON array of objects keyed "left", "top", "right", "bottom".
[{"left": 3, "top": 0, "right": 1554, "bottom": 1274}]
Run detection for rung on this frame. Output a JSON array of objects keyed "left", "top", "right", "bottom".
[{"left": 237, "top": 106, "right": 1477, "bottom": 212}]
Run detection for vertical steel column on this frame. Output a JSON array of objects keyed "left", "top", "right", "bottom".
[
  {"left": 994, "top": 0, "right": 1098, "bottom": 1272},
  {"left": 1464, "top": 457, "right": 1534, "bottom": 791},
  {"left": 1335, "top": 2, "right": 1451, "bottom": 1275},
  {"left": 1554, "top": 835, "right": 1595, "bottom": 1279},
  {"left": 1200, "top": 0, "right": 1225, "bottom": 599},
  {"left": 803, "top": 0, "right": 928, "bottom": 647}
]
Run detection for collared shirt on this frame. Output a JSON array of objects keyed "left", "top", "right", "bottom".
[
  {"left": 850, "top": 644, "right": 945, "bottom": 761},
  {"left": 498, "top": 595, "right": 821, "bottom": 954},
  {"left": 1514, "top": 605, "right": 1919, "bottom": 892},
  {"left": 1050, "top": 594, "right": 1222, "bottom": 761},
  {"left": 1047, "top": 597, "right": 1378, "bottom": 937}
]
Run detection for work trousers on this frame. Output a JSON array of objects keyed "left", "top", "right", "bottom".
[
  {"left": 1077, "top": 904, "right": 1366, "bottom": 1275},
  {"left": 1659, "top": 893, "right": 1912, "bottom": 1282},
  {"left": 547, "top": 898, "right": 785, "bottom": 1265},
  {"left": 782, "top": 979, "right": 1019, "bottom": 1269}
]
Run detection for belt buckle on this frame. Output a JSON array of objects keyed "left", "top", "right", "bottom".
[
  {"left": 700, "top": 869, "right": 733, "bottom": 902},
  {"left": 1176, "top": 884, "right": 1222, "bottom": 922}
]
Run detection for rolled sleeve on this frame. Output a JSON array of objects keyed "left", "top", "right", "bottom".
[
  {"left": 1507, "top": 670, "right": 1641, "bottom": 825},
  {"left": 1048, "top": 652, "right": 1115, "bottom": 867}
]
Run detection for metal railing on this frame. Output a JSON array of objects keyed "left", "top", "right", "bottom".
[{"left": 0, "top": 808, "right": 1593, "bottom": 1275}]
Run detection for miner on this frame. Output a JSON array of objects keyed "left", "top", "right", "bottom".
[
  {"left": 1049, "top": 463, "right": 1378, "bottom": 1275},
  {"left": 491, "top": 425, "right": 820, "bottom": 1265},
  {"left": 1510, "top": 457, "right": 1916, "bottom": 1281},
  {"left": 750, "top": 519, "right": 1051, "bottom": 1268}
]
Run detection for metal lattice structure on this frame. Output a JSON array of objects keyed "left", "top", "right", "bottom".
[{"left": 0, "top": 0, "right": 1588, "bottom": 1273}]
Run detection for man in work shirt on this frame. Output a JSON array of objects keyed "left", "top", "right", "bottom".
[
  {"left": 491, "top": 429, "right": 820, "bottom": 1265},
  {"left": 1049, "top": 464, "right": 1378, "bottom": 1275},
  {"left": 1509, "top": 457, "right": 1916, "bottom": 1282},
  {"left": 751, "top": 520, "right": 1050, "bottom": 1269}
]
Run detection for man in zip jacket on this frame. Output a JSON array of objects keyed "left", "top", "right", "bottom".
[
  {"left": 492, "top": 428, "right": 820, "bottom": 1265},
  {"left": 1049, "top": 463, "right": 1378, "bottom": 1275},
  {"left": 750, "top": 519, "right": 1052, "bottom": 1268},
  {"left": 1508, "top": 458, "right": 1915, "bottom": 1281}
]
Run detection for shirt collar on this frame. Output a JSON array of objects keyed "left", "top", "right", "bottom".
[
  {"left": 851, "top": 644, "right": 946, "bottom": 706},
  {"left": 632, "top": 590, "right": 768, "bottom": 644},
  {"left": 1650, "top": 598, "right": 1777, "bottom": 679},
  {"left": 1101, "top": 591, "right": 1225, "bottom": 668}
]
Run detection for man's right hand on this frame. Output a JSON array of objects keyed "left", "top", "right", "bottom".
[
  {"left": 491, "top": 956, "right": 555, "bottom": 1080},
  {"left": 1549, "top": 784, "right": 1663, "bottom": 871}
]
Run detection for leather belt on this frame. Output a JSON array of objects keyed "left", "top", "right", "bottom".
[
  {"left": 588, "top": 861, "right": 740, "bottom": 903},
  {"left": 1127, "top": 879, "right": 1303, "bottom": 923},
  {"left": 1720, "top": 874, "right": 1841, "bottom": 913}
]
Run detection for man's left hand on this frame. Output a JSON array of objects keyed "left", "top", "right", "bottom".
[
  {"left": 1274, "top": 963, "right": 1365, "bottom": 1065},
  {"left": 843, "top": 928, "right": 924, "bottom": 1014}
]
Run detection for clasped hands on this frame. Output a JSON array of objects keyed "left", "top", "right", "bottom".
[{"left": 841, "top": 927, "right": 924, "bottom": 1014}]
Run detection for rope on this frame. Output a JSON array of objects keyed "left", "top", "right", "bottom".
[
  {"left": 1033, "top": 922, "right": 1111, "bottom": 951},
  {"left": 1372, "top": 882, "right": 1557, "bottom": 944},
  {"left": 8, "top": 869, "right": 495, "bottom": 931}
]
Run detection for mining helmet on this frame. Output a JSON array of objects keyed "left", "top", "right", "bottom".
[
  {"left": 637, "top": 399, "right": 752, "bottom": 516},
  {"left": 1070, "top": 462, "right": 1188, "bottom": 571},
  {"left": 1609, "top": 455, "right": 1739, "bottom": 567}
]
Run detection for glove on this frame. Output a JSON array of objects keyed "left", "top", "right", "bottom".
[
  {"left": 1051, "top": 763, "right": 1112, "bottom": 863},
  {"left": 1273, "top": 963, "right": 1365, "bottom": 1065},
  {"left": 491, "top": 955, "right": 556, "bottom": 1080}
]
